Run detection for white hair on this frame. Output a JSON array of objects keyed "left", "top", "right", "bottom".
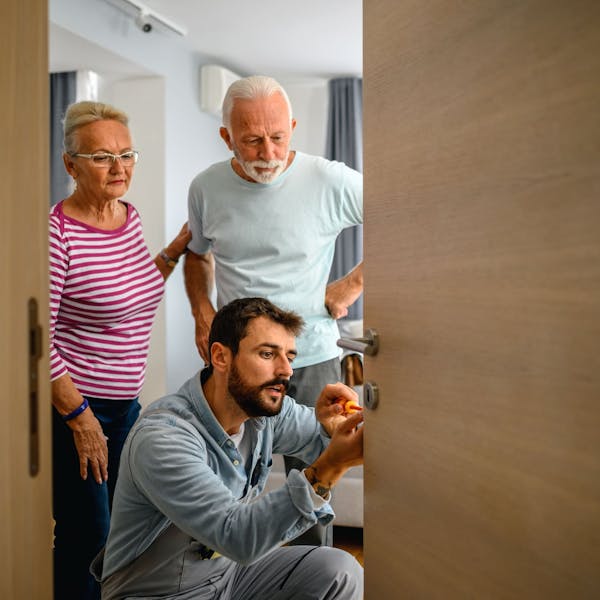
[{"left": 222, "top": 75, "right": 293, "bottom": 131}]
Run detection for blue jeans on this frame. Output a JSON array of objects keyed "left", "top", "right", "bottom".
[{"left": 53, "top": 396, "right": 140, "bottom": 600}]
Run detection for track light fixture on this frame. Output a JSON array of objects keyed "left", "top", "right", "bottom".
[{"left": 104, "top": 0, "right": 187, "bottom": 37}]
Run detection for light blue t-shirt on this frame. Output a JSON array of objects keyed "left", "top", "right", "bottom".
[{"left": 188, "top": 152, "right": 363, "bottom": 368}]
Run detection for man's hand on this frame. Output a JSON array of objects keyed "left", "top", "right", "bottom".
[
  {"left": 324, "top": 262, "right": 363, "bottom": 319},
  {"left": 194, "top": 309, "right": 216, "bottom": 364},
  {"left": 68, "top": 410, "right": 109, "bottom": 484},
  {"left": 184, "top": 251, "right": 216, "bottom": 364},
  {"left": 305, "top": 411, "right": 364, "bottom": 498},
  {"left": 315, "top": 382, "right": 361, "bottom": 437},
  {"left": 323, "top": 410, "right": 364, "bottom": 468}
]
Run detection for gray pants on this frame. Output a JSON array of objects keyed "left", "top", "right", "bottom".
[
  {"left": 221, "top": 545, "right": 362, "bottom": 600},
  {"left": 95, "top": 531, "right": 362, "bottom": 599},
  {"left": 284, "top": 357, "right": 341, "bottom": 547}
]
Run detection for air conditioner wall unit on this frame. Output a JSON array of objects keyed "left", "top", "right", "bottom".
[{"left": 200, "top": 65, "right": 241, "bottom": 116}]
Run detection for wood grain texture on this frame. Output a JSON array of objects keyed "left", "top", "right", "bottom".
[
  {"left": 364, "top": 1, "right": 600, "bottom": 597},
  {"left": 0, "top": 0, "right": 52, "bottom": 598}
]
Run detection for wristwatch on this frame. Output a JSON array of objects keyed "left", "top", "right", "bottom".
[{"left": 159, "top": 249, "right": 178, "bottom": 268}]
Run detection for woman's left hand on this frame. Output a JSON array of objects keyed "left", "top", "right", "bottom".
[
  {"left": 155, "top": 222, "right": 192, "bottom": 279},
  {"left": 167, "top": 222, "right": 192, "bottom": 257},
  {"left": 69, "top": 410, "right": 109, "bottom": 484}
]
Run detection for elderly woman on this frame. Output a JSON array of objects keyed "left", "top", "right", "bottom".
[{"left": 49, "top": 100, "right": 190, "bottom": 600}]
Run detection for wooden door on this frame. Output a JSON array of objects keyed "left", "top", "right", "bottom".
[
  {"left": 363, "top": 1, "right": 600, "bottom": 597},
  {"left": 0, "top": 0, "right": 53, "bottom": 597}
]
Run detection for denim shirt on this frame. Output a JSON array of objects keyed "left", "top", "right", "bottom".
[{"left": 102, "top": 372, "right": 334, "bottom": 579}]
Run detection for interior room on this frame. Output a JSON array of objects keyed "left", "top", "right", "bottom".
[{"left": 49, "top": 0, "right": 365, "bottom": 557}]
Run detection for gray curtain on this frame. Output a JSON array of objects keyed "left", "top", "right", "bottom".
[
  {"left": 326, "top": 77, "right": 363, "bottom": 320},
  {"left": 50, "top": 71, "right": 77, "bottom": 206}
]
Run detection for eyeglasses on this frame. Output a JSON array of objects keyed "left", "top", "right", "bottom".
[{"left": 69, "top": 150, "right": 139, "bottom": 168}]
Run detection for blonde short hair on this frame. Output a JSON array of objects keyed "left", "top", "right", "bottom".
[{"left": 63, "top": 101, "right": 130, "bottom": 154}]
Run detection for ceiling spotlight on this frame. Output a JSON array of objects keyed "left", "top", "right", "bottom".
[{"left": 135, "top": 10, "right": 153, "bottom": 33}]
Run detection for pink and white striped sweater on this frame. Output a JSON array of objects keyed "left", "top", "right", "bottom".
[{"left": 49, "top": 201, "right": 165, "bottom": 400}]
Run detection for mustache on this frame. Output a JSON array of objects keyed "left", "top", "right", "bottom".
[
  {"left": 261, "top": 377, "right": 290, "bottom": 393},
  {"left": 248, "top": 159, "right": 285, "bottom": 168}
]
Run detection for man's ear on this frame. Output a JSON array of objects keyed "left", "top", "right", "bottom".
[
  {"left": 210, "top": 342, "right": 232, "bottom": 373},
  {"left": 219, "top": 127, "right": 234, "bottom": 151}
]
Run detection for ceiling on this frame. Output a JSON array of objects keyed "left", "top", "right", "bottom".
[
  {"left": 50, "top": 0, "right": 363, "bottom": 80},
  {"left": 50, "top": 23, "right": 156, "bottom": 79}
]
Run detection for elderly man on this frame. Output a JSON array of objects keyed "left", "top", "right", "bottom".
[
  {"left": 184, "top": 75, "right": 363, "bottom": 546},
  {"left": 95, "top": 297, "right": 364, "bottom": 600}
]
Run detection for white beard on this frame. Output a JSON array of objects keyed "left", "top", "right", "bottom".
[{"left": 238, "top": 157, "right": 288, "bottom": 183}]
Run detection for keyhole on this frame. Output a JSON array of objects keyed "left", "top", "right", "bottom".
[{"left": 364, "top": 381, "right": 379, "bottom": 410}]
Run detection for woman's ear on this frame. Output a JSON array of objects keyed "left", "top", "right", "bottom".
[
  {"left": 210, "top": 342, "right": 231, "bottom": 373},
  {"left": 63, "top": 153, "right": 77, "bottom": 178}
]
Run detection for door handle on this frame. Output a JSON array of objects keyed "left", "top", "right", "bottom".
[{"left": 337, "top": 328, "right": 379, "bottom": 356}]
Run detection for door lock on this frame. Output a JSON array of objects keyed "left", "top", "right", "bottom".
[{"left": 363, "top": 381, "right": 379, "bottom": 410}]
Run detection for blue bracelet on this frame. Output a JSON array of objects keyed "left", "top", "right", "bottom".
[{"left": 62, "top": 398, "right": 89, "bottom": 421}]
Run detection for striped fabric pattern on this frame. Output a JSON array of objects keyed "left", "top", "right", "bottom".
[{"left": 49, "top": 201, "right": 165, "bottom": 399}]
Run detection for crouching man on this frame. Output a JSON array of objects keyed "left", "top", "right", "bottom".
[{"left": 93, "top": 297, "right": 364, "bottom": 599}]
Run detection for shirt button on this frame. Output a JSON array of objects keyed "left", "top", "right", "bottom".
[{"left": 233, "top": 459, "right": 240, "bottom": 466}]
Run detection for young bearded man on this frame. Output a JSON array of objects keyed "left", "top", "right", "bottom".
[{"left": 94, "top": 297, "right": 364, "bottom": 600}]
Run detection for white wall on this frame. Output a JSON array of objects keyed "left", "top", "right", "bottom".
[{"left": 281, "top": 78, "right": 329, "bottom": 156}]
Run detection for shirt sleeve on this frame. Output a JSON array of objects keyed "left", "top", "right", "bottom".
[
  {"left": 48, "top": 217, "right": 69, "bottom": 382},
  {"left": 187, "top": 176, "right": 212, "bottom": 255},
  {"left": 318, "top": 158, "right": 363, "bottom": 234},
  {"left": 128, "top": 418, "right": 331, "bottom": 567},
  {"left": 338, "top": 163, "right": 363, "bottom": 227}
]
